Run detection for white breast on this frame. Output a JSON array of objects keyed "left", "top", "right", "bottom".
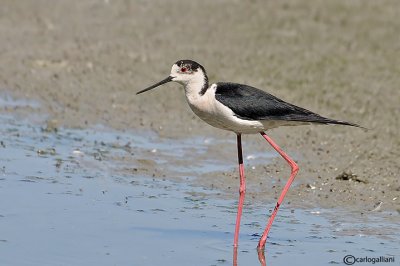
[{"left": 185, "top": 84, "right": 265, "bottom": 134}]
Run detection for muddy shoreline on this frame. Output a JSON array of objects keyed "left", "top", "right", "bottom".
[{"left": 1, "top": 0, "right": 399, "bottom": 214}]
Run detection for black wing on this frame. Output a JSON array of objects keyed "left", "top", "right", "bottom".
[{"left": 214, "top": 82, "right": 360, "bottom": 127}]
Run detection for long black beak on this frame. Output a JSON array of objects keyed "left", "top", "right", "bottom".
[{"left": 136, "top": 76, "right": 173, "bottom": 95}]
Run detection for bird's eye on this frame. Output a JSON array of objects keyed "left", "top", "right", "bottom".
[{"left": 180, "top": 67, "right": 187, "bottom": 73}]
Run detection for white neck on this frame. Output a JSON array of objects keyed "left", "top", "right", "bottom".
[{"left": 182, "top": 69, "right": 208, "bottom": 101}]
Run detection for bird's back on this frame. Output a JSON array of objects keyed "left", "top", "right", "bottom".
[{"left": 214, "top": 82, "right": 360, "bottom": 127}]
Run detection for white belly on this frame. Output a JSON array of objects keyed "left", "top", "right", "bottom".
[{"left": 185, "top": 84, "right": 283, "bottom": 134}]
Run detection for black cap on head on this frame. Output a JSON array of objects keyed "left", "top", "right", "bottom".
[
  {"left": 136, "top": 59, "right": 209, "bottom": 95},
  {"left": 175, "top": 60, "right": 208, "bottom": 95},
  {"left": 175, "top": 60, "right": 206, "bottom": 74}
]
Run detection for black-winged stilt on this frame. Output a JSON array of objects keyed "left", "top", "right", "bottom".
[{"left": 136, "top": 59, "right": 361, "bottom": 250}]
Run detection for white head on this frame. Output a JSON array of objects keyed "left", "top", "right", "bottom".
[{"left": 137, "top": 60, "right": 209, "bottom": 95}]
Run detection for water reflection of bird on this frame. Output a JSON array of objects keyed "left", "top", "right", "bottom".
[
  {"left": 233, "top": 247, "right": 266, "bottom": 266},
  {"left": 137, "top": 59, "right": 361, "bottom": 251}
]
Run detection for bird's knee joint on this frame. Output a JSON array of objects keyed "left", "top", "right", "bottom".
[
  {"left": 239, "top": 186, "right": 246, "bottom": 194},
  {"left": 292, "top": 164, "right": 299, "bottom": 174}
]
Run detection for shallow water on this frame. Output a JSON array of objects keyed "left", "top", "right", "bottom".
[{"left": 0, "top": 111, "right": 399, "bottom": 266}]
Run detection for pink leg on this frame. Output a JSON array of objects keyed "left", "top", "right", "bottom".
[
  {"left": 257, "top": 248, "right": 267, "bottom": 266},
  {"left": 257, "top": 132, "right": 299, "bottom": 250},
  {"left": 233, "top": 247, "right": 238, "bottom": 266},
  {"left": 233, "top": 134, "right": 246, "bottom": 248},
  {"left": 234, "top": 246, "right": 266, "bottom": 266}
]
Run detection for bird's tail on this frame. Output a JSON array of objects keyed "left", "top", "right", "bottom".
[
  {"left": 287, "top": 113, "right": 366, "bottom": 129},
  {"left": 312, "top": 117, "right": 366, "bottom": 129}
]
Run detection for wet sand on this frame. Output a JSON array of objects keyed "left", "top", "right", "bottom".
[
  {"left": 1, "top": 0, "right": 399, "bottom": 213},
  {"left": 1, "top": 114, "right": 398, "bottom": 265}
]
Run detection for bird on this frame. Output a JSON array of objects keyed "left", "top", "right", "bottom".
[{"left": 136, "top": 59, "right": 361, "bottom": 250}]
